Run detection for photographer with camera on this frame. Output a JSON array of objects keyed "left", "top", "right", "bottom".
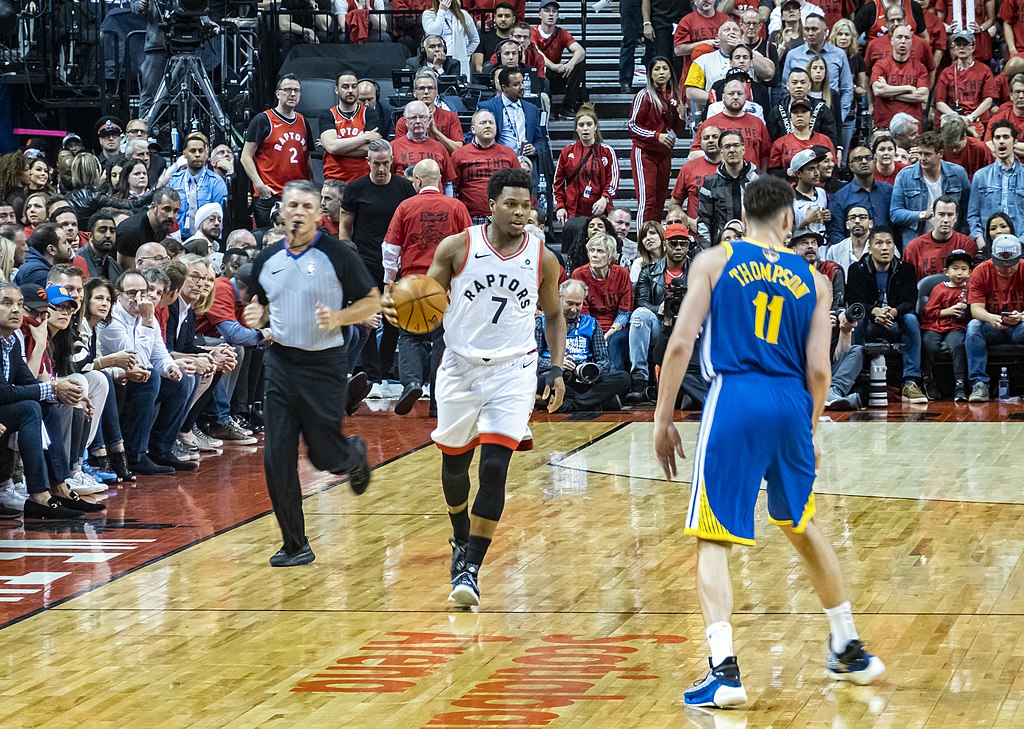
[
  {"left": 846, "top": 226, "right": 928, "bottom": 403},
  {"left": 535, "top": 279, "right": 629, "bottom": 412}
]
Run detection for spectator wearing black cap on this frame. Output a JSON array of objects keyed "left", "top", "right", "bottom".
[
  {"left": 966, "top": 234, "right": 1024, "bottom": 401},
  {"left": 921, "top": 249, "right": 972, "bottom": 401},
  {"left": 95, "top": 116, "right": 125, "bottom": 174},
  {"left": 768, "top": 99, "right": 835, "bottom": 176},
  {"left": 62, "top": 134, "right": 85, "bottom": 155}
]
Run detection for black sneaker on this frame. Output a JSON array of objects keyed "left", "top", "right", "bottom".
[
  {"left": 129, "top": 455, "right": 175, "bottom": 476},
  {"left": 23, "top": 498, "right": 83, "bottom": 520},
  {"left": 826, "top": 637, "right": 886, "bottom": 685},
  {"left": 924, "top": 376, "right": 941, "bottom": 401},
  {"left": 954, "top": 380, "right": 968, "bottom": 402},
  {"left": 449, "top": 569, "right": 480, "bottom": 607},
  {"left": 449, "top": 537, "right": 467, "bottom": 582},
  {"left": 624, "top": 374, "right": 648, "bottom": 404},
  {"left": 0, "top": 503, "right": 22, "bottom": 519},
  {"left": 53, "top": 492, "right": 106, "bottom": 513},
  {"left": 395, "top": 382, "right": 423, "bottom": 416},
  {"left": 269, "top": 542, "right": 315, "bottom": 567},
  {"left": 150, "top": 452, "right": 200, "bottom": 472},
  {"left": 346, "top": 435, "right": 372, "bottom": 495},
  {"left": 346, "top": 372, "right": 372, "bottom": 415}
]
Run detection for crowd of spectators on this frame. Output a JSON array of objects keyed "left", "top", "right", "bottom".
[{"left": 3, "top": 0, "right": 1024, "bottom": 520}]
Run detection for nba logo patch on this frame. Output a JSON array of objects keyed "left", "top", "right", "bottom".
[
  {"left": 762, "top": 248, "right": 780, "bottom": 263},
  {"left": 306, "top": 262, "right": 316, "bottom": 275}
]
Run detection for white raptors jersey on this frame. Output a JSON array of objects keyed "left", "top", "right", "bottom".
[{"left": 444, "top": 224, "right": 542, "bottom": 363}]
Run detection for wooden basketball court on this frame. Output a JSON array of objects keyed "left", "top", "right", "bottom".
[{"left": 1, "top": 403, "right": 1021, "bottom": 727}]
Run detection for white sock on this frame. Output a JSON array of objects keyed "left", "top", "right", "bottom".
[
  {"left": 824, "top": 601, "right": 859, "bottom": 653},
  {"left": 706, "top": 621, "right": 734, "bottom": 666}
]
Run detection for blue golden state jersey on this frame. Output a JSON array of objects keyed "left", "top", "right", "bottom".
[{"left": 700, "top": 239, "right": 818, "bottom": 380}]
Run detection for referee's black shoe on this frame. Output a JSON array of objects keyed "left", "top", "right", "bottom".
[
  {"left": 345, "top": 435, "right": 372, "bottom": 495},
  {"left": 269, "top": 541, "right": 315, "bottom": 567},
  {"left": 395, "top": 382, "right": 423, "bottom": 416}
]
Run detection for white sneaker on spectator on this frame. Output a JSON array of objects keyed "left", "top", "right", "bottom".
[
  {"left": 192, "top": 424, "right": 223, "bottom": 449},
  {"left": 367, "top": 383, "right": 384, "bottom": 399},
  {"left": 10, "top": 479, "right": 28, "bottom": 499},
  {"left": 383, "top": 382, "right": 404, "bottom": 399},
  {"left": 68, "top": 471, "right": 106, "bottom": 495},
  {"left": 173, "top": 440, "right": 201, "bottom": 462},
  {"left": 0, "top": 480, "right": 24, "bottom": 510},
  {"left": 228, "top": 416, "right": 254, "bottom": 436}
]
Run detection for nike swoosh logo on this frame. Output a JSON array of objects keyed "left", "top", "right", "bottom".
[
  {"left": 271, "top": 268, "right": 285, "bottom": 274},
  {"left": 474, "top": 253, "right": 490, "bottom": 259}
]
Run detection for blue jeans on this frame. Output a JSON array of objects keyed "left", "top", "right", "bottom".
[
  {"left": 966, "top": 320, "right": 1024, "bottom": 384},
  {"left": 346, "top": 325, "right": 369, "bottom": 375},
  {"left": 607, "top": 326, "right": 629, "bottom": 372},
  {"left": 122, "top": 370, "right": 194, "bottom": 462},
  {"left": 856, "top": 313, "right": 922, "bottom": 381},
  {"left": 618, "top": 0, "right": 643, "bottom": 87},
  {"left": 0, "top": 400, "right": 66, "bottom": 494},
  {"left": 629, "top": 307, "right": 661, "bottom": 379}
]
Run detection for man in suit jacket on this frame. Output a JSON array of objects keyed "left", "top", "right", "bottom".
[
  {"left": 478, "top": 67, "right": 546, "bottom": 160},
  {"left": 0, "top": 283, "right": 93, "bottom": 519}
]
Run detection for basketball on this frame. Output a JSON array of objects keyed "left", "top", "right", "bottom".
[{"left": 389, "top": 274, "right": 448, "bottom": 334}]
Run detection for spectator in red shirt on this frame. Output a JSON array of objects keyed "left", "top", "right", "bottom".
[
  {"left": 673, "top": 0, "right": 729, "bottom": 78},
  {"left": 532, "top": 1, "right": 586, "bottom": 119},
  {"left": 394, "top": 71, "right": 464, "bottom": 154},
  {"left": 382, "top": 159, "right": 472, "bottom": 414},
  {"left": 934, "top": 32, "right": 996, "bottom": 130},
  {"left": 986, "top": 73, "right": 1024, "bottom": 160},
  {"left": 553, "top": 104, "right": 619, "bottom": 223},
  {"left": 1001, "top": 0, "right": 1024, "bottom": 56},
  {"left": 872, "top": 135, "right": 908, "bottom": 184},
  {"left": 318, "top": 180, "right": 344, "bottom": 236},
  {"left": 919, "top": 0, "right": 948, "bottom": 68},
  {"left": 768, "top": 99, "right": 836, "bottom": 175},
  {"left": 571, "top": 232, "right": 632, "bottom": 371},
  {"left": 871, "top": 25, "right": 929, "bottom": 128},
  {"left": 966, "top": 234, "right": 1024, "bottom": 400},
  {"left": 451, "top": 109, "right": 522, "bottom": 224},
  {"left": 672, "top": 124, "right": 721, "bottom": 231},
  {"left": 903, "top": 195, "right": 979, "bottom": 279},
  {"left": 934, "top": 0, "right": 995, "bottom": 61},
  {"left": 390, "top": 101, "right": 456, "bottom": 190},
  {"left": 921, "top": 249, "right": 971, "bottom": 400},
  {"left": 864, "top": 5, "right": 936, "bottom": 79},
  {"left": 696, "top": 77, "right": 772, "bottom": 170},
  {"left": 938, "top": 115, "right": 993, "bottom": 180}
]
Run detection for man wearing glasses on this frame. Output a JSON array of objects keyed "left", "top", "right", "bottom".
[
  {"left": 124, "top": 119, "right": 167, "bottom": 181},
  {"left": 985, "top": 74, "right": 1024, "bottom": 161},
  {"left": 736, "top": 9, "right": 776, "bottom": 83},
  {"left": 240, "top": 73, "right": 315, "bottom": 228},
  {"left": 394, "top": 71, "right": 464, "bottom": 154},
  {"left": 389, "top": 101, "right": 456, "bottom": 192},
  {"left": 827, "top": 145, "right": 894, "bottom": 246}
]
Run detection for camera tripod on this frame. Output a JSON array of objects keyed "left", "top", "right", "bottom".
[{"left": 143, "top": 51, "right": 235, "bottom": 147}]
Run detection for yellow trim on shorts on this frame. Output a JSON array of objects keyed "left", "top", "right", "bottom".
[
  {"left": 767, "top": 492, "right": 817, "bottom": 533},
  {"left": 684, "top": 479, "right": 756, "bottom": 546}
]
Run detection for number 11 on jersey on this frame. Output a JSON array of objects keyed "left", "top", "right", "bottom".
[{"left": 753, "top": 292, "right": 783, "bottom": 345}]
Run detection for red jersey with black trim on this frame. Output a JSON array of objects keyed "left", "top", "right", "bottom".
[
  {"left": 390, "top": 135, "right": 456, "bottom": 182},
  {"left": 253, "top": 110, "right": 311, "bottom": 195},
  {"left": 768, "top": 132, "right": 836, "bottom": 173},
  {"left": 871, "top": 56, "right": 928, "bottom": 127},
  {"left": 553, "top": 141, "right": 619, "bottom": 219},
  {"left": 531, "top": 25, "right": 576, "bottom": 64},
  {"left": 865, "top": 33, "right": 936, "bottom": 72},
  {"left": 671, "top": 155, "right": 718, "bottom": 220},
  {"left": 695, "top": 112, "right": 772, "bottom": 170},
  {"left": 935, "top": 61, "right": 996, "bottom": 118},
  {"left": 922, "top": 281, "right": 969, "bottom": 333},
  {"left": 322, "top": 105, "right": 375, "bottom": 183},
  {"left": 450, "top": 141, "right": 522, "bottom": 217},
  {"left": 942, "top": 136, "right": 994, "bottom": 180},
  {"left": 384, "top": 188, "right": 473, "bottom": 277},
  {"left": 904, "top": 231, "right": 978, "bottom": 279},
  {"left": 395, "top": 107, "right": 464, "bottom": 145}
]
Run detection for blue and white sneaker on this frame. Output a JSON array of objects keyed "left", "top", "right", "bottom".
[
  {"left": 449, "top": 569, "right": 480, "bottom": 607},
  {"left": 449, "top": 538, "right": 467, "bottom": 582},
  {"left": 684, "top": 657, "right": 747, "bottom": 708},
  {"left": 826, "top": 638, "right": 886, "bottom": 685}
]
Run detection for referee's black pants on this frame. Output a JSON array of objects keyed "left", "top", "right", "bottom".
[{"left": 264, "top": 344, "right": 356, "bottom": 554}]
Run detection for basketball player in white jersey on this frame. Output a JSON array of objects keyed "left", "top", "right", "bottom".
[{"left": 383, "top": 168, "right": 566, "bottom": 607}]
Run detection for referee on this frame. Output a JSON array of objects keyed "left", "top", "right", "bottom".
[{"left": 244, "top": 180, "right": 381, "bottom": 567}]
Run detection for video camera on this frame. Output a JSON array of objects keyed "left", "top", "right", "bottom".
[
  {"left": 664, "top": 276, "right": 687, "bottom": 321},
  {"left": 564, "top": 361, "right": 599, "bottom": 385},
  {"left": 157, "top": 0, "right": 211, "bottom": 53}
]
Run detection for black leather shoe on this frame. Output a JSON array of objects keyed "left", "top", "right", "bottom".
[
  {"left": 54, "top": 492, "right": 106, "bottom": 513},
  {"left": 24, "top": 498, "right": 83, "bottom": 520},
  {"left": 394, "top": 383, "right": 423, "bottom": 416},
  {"left": 129, "top": 456, "right": 175, "bottom": 476},
  {"left": 0, "top": 503, "right": 22, "bottom": 519},
  {"left": 269, "top": 542, "right": 315, "bottom": 567},
  {"left": 346, "top": 435, "right": 371, "bottom": 495},
  {"left": 346, "top": 371, "right": 372, "bottom": 415},
  {"left": 150, "top": 453, "right": 199, "bottom": 472}
]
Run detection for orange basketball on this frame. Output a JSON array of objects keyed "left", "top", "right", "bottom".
[{"left": 389, "top": 275, "right": 448, "bottom": 334}]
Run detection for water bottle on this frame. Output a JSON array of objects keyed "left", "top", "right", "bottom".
[
  {"left": 171, "top": 126, "right": 180, "bottom": 154},
  {"left": 537, "top": 173, "right": 547, "bottom": 195},
  {"left": 998, "top": 367, "right": 1010, "bottom": 400},
  {"left": 868, "top": 354, "right": 888, "bottom": 408}
]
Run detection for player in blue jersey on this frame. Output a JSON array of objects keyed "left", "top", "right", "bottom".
[{"left": 653, "top": 176, "right": 884, "bottom": 709}]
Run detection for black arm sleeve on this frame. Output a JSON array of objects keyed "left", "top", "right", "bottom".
[
  {"left": 244, "top": 113, "right": 272, "bottom": 145},
  {"left": 364, "top": 104, "right": 381, "bottom": 132},
  {"left": 321, "top": 236, "right": 377, "bottom": 304}
]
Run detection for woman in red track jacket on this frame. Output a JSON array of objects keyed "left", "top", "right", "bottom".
[
  {"left": 628, "top": 57, "right": 686, "bottom": 231},
  {"left": 553, "top": 104, "right": 620, "bottom": 222}
]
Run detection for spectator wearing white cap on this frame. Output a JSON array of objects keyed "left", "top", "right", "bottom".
[
  {"left": 789, "top": 148, "right": 828, "bottom": 237},
  {"left": 965, "top": 234, "right": 1024, "bottom": 401},
  {"left": 167, "top": 132, "right": 228, "bottom": 240},
  {"left": 186, "top": 202, "right": 224, "bottom": 272}
]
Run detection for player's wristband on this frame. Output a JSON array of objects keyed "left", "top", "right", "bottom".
[{"left": 547, "top": 366, "right": 564, "bottom": 387}]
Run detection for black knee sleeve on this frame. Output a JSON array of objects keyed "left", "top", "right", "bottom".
[
  {"left": 471, "top": 444, "right": 513, "bottom": 522},
  {"left": 441, "top": 450, "right": 474, "bottom": 508}
]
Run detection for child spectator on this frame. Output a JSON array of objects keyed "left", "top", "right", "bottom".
[{"left": 921, "top": 249, "right": 972, "bottom": 401}]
